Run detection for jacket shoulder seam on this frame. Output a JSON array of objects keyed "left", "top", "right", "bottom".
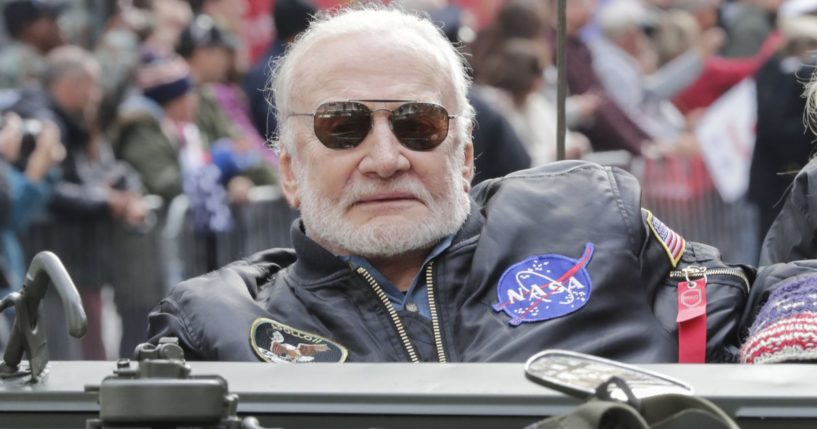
[{"left": 605, "top": 167, "right": 638, "bottom": 252}]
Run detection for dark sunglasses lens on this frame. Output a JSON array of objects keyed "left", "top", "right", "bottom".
[
  {"left": 391, "top": 103, "right": 450, "bottom": 151},
  {"left": 313, "top": 102, "right": 371, "bottom": 149}
]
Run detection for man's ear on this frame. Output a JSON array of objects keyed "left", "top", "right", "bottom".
[
  {"left": 279, "top": 147, "right": 301, "bottom": 209},
  {"left": 462, "top": 139, "right": 475, "bottom": 192}
]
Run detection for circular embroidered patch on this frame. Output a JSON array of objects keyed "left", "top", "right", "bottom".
[
  {"left": 492, "top": 243, "right": 595, "bottom": 326},
  {"left": 250, "top": 318, "right": 349, "bottom": 363}
]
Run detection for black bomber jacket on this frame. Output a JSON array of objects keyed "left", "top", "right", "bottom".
[{"left": 148, "top": 161, "right": 791, "bottom": 363}]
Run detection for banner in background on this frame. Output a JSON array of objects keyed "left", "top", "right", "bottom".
[{"left": 695, "top": 78, "right": 757, "bottom": 203}]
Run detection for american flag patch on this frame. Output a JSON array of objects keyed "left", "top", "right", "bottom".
[{"left": 643, "top": 209, "right": 685, "bottom": 267}]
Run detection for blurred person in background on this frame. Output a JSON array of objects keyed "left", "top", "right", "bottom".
[
  {"left": 757, "top": 69, "right": 817, "bottom": 264},
  {"left": 176, "top": 14, "right": 277, "bottom": 194},
  {"left": 748, "top": 0, "right": 817, "bottom": 249},
  {"left": 476, "top": 38, "right": 590, "bottom": 165},
  {"left": 187, "top": 0, "right": 250, "bottom": 73},
  {"left": 0, "top": 112, "right": 62, "bottom": 297},
  {"left": 399, "top": 0, "right": 532, "bottom": 183},
  {"left": 93, "top": 0, "right": 154, "bottom": 133},
  {"left": 112, "top": 54, "right": 236, "bottom": 273},
  {"left": 470, "top": 0, "right": 601, "bottom": 136},
  {"left": 141, "top": 0, "right": 192, "bottom": 55},
  {"left": 670, "top": 0, "right": 783, "bottom": 114},
  {"left": 0, "top": 111, "right": 63, "bottom": 353},
  {"left": 0, "top": 0, "right": 67, "bottom": 89},
  {"left": 590, "top": 0, "right": 722, "bottom": 152},
  {"left": 469, "top": 0, "right": 547, "bottom": 80},
  {"left": 12, "top": 46, "right": 149, "bottom": 360},
  {"left": 722, "top": 0, "right": 785, "bottom": 58},
  {"left": 547, "top": 0, "right": 654, "bottom": 155},
  {"left": 675, "top": 0, "right": 723, "bottom": 30},
  {"left": 650, "top": 8, "right": 706, "bottom": 66},
  {"left": 244, "top": 0, "right": 317, "bottom": 143}
]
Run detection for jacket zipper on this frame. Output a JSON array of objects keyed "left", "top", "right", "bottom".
[
  {"left": 355, "top": 267, "right": 420, "bottom": 363},
  {"left": 668, "top": 265, "right": 750, "bottom": 293},
  {"left": 425, "top": 262, "right": 447, "bottom": 362}
]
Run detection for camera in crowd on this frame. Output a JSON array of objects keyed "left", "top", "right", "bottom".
[{"left": 0, "top": 113, "right": 45, "bottom": 171}]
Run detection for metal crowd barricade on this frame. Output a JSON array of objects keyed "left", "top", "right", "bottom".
[
  {"left": 163, "top": 186, "right": 300, "bottom": 281},
  {"left": 631, "top": 154, "right": 760, "bottom": 265},
  {"left": 582, "top": 150, "right": 759, "bottom": 265},
  {"left": 19, "top": 195, "right": 169, "bottom": 359}
]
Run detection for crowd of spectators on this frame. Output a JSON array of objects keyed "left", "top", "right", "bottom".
[{"left": 0, "top": 0, "right": 815, "bottom": 360}]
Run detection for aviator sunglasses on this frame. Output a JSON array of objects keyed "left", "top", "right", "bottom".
[{"left": 289, "top": 100, "right": 457, "bottom": 151}]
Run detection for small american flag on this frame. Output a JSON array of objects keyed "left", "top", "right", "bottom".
[{"left": 644, "top": 209, "right": 686, "bottom": 267}]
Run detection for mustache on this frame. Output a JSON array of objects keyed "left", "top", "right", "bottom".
[{"left": 341, "top": 177, "right": 433, "bottom": 207}]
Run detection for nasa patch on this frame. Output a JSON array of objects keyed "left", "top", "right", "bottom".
[
  {"left": 493, "top": 243, "right": 595, "bottom": 326},
  {"left": 250, "top": 318, "right": 348, "bottom": 363}
]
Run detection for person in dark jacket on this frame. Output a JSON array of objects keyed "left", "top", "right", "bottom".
[
  {"left": 243, "top": 0, "right": 317, "bottom": 142},
  {"left": 748, "top": 6, "right": 817, "bottom": 249},
  {"left": 14, "top": 46, "right": 150, "bottom": 359},
  {"left": 148, "top": 6, "right": 817, "bottom": 365},
  {"left": 760, "top": 73, "right": 817, "bottom": 266},
  {"left": 0, "top": 110, "right": 62, "bottom": 355}
]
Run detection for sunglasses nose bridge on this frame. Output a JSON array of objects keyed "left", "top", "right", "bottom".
[{"left": 368, "top": 108, "right": 397, "bottom": 135}]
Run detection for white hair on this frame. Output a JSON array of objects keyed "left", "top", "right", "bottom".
[
  {"left": 806, "top": 73, "right": 817, "bottom": 136},
  {"left": 268, "top": 4, "right": 475, "bottom": 154},
  {"left": 599, "top": 0, "right": 651, "bottom": 41},
  {"left": 43, "top": 46, "right": 101, "bottom": 89}
]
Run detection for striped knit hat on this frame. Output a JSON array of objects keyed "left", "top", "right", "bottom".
[
  {"left": 740, "top": 275, "right": 817, "bottom": 364},
  {"left": 137, "top": 54, "right": 193, "bottom": 105}
]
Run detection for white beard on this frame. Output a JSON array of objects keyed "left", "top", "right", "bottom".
[{"left": 297, "top": 151, "right": 471, "bottom": 258}]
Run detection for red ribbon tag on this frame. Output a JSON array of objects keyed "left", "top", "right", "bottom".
[{"left": 677, "top": 278, "right": 707, "bottom": 363}]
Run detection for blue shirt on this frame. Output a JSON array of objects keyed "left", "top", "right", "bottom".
[{"left": 341, "top": 236, "right": 454, "bottom": 319}]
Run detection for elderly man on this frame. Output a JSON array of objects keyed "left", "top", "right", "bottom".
[{"left": 148, "top": 6, "right": 816, "bottom": 364}]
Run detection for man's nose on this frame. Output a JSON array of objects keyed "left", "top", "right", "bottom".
[{"left": 358, "top": 114, "right": 410, "bottom": 178}]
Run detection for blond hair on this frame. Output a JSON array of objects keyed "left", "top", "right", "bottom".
[{"left": 806, "top": 72, "right": 817, "bottom": 136}]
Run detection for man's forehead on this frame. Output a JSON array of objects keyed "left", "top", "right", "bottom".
[{"left": 289, "top": 32, "right": 454, "bottom": 109}]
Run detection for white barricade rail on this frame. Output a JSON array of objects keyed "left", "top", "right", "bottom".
[{"left": 166, "top": 188, "right": 299, "bottom": 280}]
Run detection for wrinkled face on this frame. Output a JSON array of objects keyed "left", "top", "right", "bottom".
[{"left": 278, "top": 33, "right": 474, "bottom": 258}]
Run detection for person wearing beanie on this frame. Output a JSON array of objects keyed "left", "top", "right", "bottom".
[
  {"left": 112, "top": 55, "right": 195, "bottom": 202},
  {"left": 113, "top": 53, "right": 236, "bottom": 276},
  {"left": 741, "top": 68, "right": 817, "bottom": 364},
  {"left": 243, "top": 0, "right": 317, "bottom": 142}
]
